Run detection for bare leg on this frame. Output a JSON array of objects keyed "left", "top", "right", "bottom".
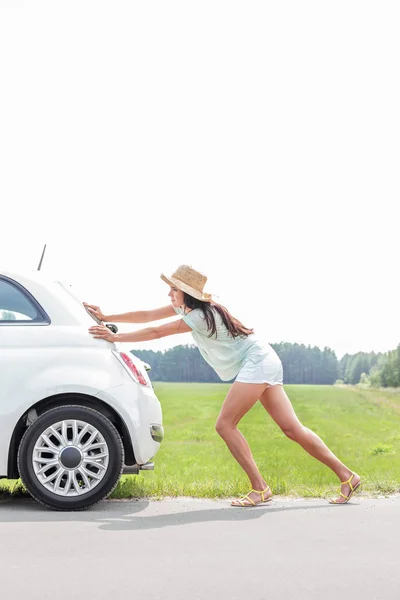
[
  {"left": 215, "top": 382, "right": 272, "bottom": 505},
  {"left": 260, "top": 385, "right": 361, "bottom": 503}
]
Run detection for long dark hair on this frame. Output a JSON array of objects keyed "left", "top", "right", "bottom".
[{"left": 183, "top": 293, "right": 254, "bottom": 339}]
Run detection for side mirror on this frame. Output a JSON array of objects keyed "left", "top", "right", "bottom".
[
  {"left": 142, "top": 362, "right": 151, "bottom": 372},
  {"left": 105, "top": 324, "right": 118, "bottom": 334}
]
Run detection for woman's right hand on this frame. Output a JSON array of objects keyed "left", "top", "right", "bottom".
[{"left": 83, "top": 303, "right": 106, "bottom": 322}]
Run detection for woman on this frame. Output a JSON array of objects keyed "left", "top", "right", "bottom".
[{"left": 85, "top": 264, "right": 361, "bottom": 507}]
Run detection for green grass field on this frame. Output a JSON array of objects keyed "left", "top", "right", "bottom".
[{"left": 1, "top": 383, "right": 400, "bottom": 501}]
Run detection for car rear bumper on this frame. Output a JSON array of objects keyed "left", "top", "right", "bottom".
[{"left": 95, "top": 381, "right": 163, "bottom": 466}]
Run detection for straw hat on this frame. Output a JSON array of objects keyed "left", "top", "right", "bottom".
[{"left": 160, "top": 265, "right": 212, "bottom": 302}]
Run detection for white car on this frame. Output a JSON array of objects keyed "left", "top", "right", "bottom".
[{"left": 0, "top": 269, "right": 163, "bottom": 511}]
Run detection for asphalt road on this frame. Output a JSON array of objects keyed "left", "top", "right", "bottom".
[{"left": 0, "top": 495, "right": 399, "bottom": 600}]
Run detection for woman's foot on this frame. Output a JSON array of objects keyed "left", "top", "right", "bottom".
[
  {"left": 231, "top": 484, "right": 272, "bottom": 507},
  {"left": 329, "top": 472, "right": 361, "bottom": 504}
]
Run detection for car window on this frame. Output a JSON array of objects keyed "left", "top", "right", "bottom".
[{"left": 0, "top": 279, "right": 41, "bottom": 322}]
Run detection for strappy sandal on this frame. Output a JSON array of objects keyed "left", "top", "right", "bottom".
[
  {"left": 329, "top": 473, "right": 361, "bottom": 504},
  {"left": 231, "top": 486, "right": 272, "bottom": 507}
]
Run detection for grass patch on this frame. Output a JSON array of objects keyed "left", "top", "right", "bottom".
[
  {"left": 2, "top": 383, "right": 400, "bottom": 501},
  {"left": 370, "top": 444, "right": 395, "bottom": 456},
  {"left": 0, "top": 479, "right": 26, "bottom": 499}
]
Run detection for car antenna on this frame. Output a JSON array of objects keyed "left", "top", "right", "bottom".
[{"left": 37, "top": 244, "right": 47, "bottom": 271}]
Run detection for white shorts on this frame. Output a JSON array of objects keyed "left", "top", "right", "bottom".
[{"left": 236, "top": 353, "right": 283, "bottom": 386}]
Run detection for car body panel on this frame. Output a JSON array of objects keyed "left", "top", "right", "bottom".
[{"left": 0, "top": 269, "right": 162, "bottom": 478}]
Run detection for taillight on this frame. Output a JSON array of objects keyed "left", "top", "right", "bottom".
[{"left": 118, "top": 352, "right": 148, "bottom": 386}]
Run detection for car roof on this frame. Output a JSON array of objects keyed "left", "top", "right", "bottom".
[{"left": 0, "top": 269, "right": 57, "bottom": 284}]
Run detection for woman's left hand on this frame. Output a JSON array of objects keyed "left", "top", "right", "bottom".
[{"left": 89, "top": 325, "right": 116, "bottom": 342}]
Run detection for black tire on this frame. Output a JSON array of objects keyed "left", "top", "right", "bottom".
[{"left": 17, "top": 405, "right": 124, "bottom": 511}]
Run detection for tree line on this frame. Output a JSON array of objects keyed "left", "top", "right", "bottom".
[
  {"left": 339, "top": 346, "right": 400, "bottom": 388},
  {"left": 133, "top": 341, "right": 400, "bottom": 387},
  {"left": 133, "top": 343, "right": 339, "bottom": 385}
]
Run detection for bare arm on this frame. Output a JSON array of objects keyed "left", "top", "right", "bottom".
[
  {"left": 88, "top": 318, "right": 192, "bottom": 343},
  {"left": 105, "top": 305, "right": 176, "bottom": 323},
  {"left": 84, "top": 303, "right": 176, "bottom": 323}
]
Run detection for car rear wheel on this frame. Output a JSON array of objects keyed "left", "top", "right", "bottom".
[{"left": 18, "top": 405, "right": 124, "bottom": 511}]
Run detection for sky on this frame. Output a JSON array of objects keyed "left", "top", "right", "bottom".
[{"left": 0, "top": 1, "right": 399, "bottom": 359}]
